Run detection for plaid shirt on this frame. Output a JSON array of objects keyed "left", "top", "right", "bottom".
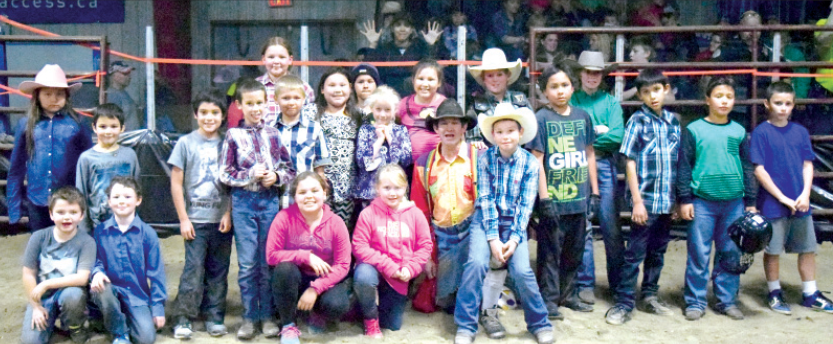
[
  {"left": 220, "top": 121, "right": 296, "bottom": 192},
  {"left": 256, "top": 73, "right": 316, "bottom": 127},
  {"left": 276, "top": 104, "right": 332, "bottom": 173},
  {"left": 477, "top": 146, "right": 539, "bottom": 244},
  {"left": 619, "top": 105, "right": 681, "bottom": 214}
]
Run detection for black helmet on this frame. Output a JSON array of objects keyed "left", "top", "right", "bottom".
[{"left": 729, "top": 212, "right": 773, "bottom": 254}]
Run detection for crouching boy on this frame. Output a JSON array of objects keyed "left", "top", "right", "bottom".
[
  {"left": 22, "top": 186, "right": 97, "bottom": 344},
  {"left": 454, "top": 103, "right": 554, "bottom": 344}
]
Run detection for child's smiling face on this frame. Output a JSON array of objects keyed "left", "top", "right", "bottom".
[
  {"left": 108, "top": 183, "right": 142, "bottom": 219},
  {"left": 93, "top": 116, "right": 124, "bottom": 149},
  {"left": 50, "top": 199, "right": 83, "bottom": 235},
  {"left": 371, "top": 100, "right": 395, "bottom": 125},
  {"left": 195, "top": 102, "right": 224, "bottom": 136},
  {"left": 237, "top": 90, "right": 267, "bottom": 126}
]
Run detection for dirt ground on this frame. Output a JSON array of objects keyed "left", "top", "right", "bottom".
[{"left": 1, "top": 233, "right": 832, "bottom": 344}]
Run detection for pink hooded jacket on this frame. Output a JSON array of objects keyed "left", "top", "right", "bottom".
[
  {"left": 266, "top": 203, "right": 351, "bottom": 295},
  {"left": 352, "top": 198, "right": 433, "bottom": 295}
]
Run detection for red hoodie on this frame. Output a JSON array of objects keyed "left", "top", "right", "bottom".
[
  {"left": 266, "top": 203, "right": 351, "bottom": 295},
  {"left": 352, "top": 198, "right": 433, "bottom": 295}
]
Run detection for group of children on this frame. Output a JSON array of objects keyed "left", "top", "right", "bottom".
[{"left": 11, "top": 40, "right": 833, "bottom": 344}]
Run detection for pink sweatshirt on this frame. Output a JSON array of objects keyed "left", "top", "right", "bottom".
[
  {"left": 266, "top": 203, "right": 351, "bottom": 295},
  {"left": 352, "top": 198, "right": 433, "bottom": 295}
]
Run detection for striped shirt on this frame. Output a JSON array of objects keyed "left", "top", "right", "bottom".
[
  {"left": 220, "top": 121, "right": 296, "bottom": 192},
  {"left": 256, "top": 73, "right": 316, "bottom": 128},
  {"left": 477, "top": 146, "right": 539, "bottom": 244},
  {"left": 619, "top": 105, "right": 680, "bottom": 214}
]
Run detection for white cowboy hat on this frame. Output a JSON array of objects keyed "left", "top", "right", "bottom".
[
  {"left": 575, "top": 50, "right": 618, "bottom": 73},
  {"left": 19, "top": 64, "right": 82, "bottom": 95},
  {"left": 468, "top": 48, "right": 523, "bottom": 87},
  {"left": 478, "top": 102, "right": 538, "bottom": 145}
]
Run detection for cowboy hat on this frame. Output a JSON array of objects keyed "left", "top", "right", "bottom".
[
  {"left": 571, "top": 50, "right": 618, "bottom": 75},
  {"left": 468, "top": 48, "right": 523, "bottom": 87},
  {"left": 478, "top": 102, "right": 537, "bottom": 145},
  {"left": 19, "top": 64, "right": 82, "bottom": 95},
  {"left": 425, "top": 98, "right": 477, "bottom": 133}
]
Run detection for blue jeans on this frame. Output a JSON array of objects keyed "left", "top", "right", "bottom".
[
  {"left": 171, "top": 222, "right": 233, "bottom": 323},
  {"left": 353, "top": 263, "right": 408, "bottom": 330},
  {"left": 616, "top": 213, "right": 672, "bottom": 311},
  {"left": 232, "top": 188, "right": 280, "bottom": 321},
  {"left": 455, "top": 210, "right": 551, "bottom": 335},
  {"left": 21, "top": 287, "right": 86, "bottom": 344},
  {"left": 90, "top": 284, "right": 156, "bottom": 344},
  {"left": 684, "top": 198, "right": 744, "bottom": 312},
  {"left": 577, "top": 156, "right": 624, "bottom": 292}
]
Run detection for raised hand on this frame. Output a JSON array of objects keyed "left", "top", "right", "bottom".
[
  {"left": 421, "top": 21, "right": 442, "bottom": 46},
  {"left": 360, "top": 20, "right": 382, "bottom": 47}
]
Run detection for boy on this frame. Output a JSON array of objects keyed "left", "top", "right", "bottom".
[
  {"left": 677, "top": 76, "right": 756, "bottom": 321},
  {"left": 90, "top": 176, "right": 167, "bottom": 344},
  {"left": 220, "top": 78, "right": 295, "bottom": 340},
  {"left": 169, "top": 89, "right": 233, "bottom": 339},
  {"left": 751, "top": 81, "right": 833, "bottom": 314},
  {"left": 21, "top": 186, "right": 97, "bottom": 344},
  {"left": 454, "top": 102, "right": 553, "bottom": 344},
  {"left": 529, "top": 66, "right": 599, "bottom": 320},
  {"left": 273, "top": 75, "right": 331, "bottom": 208},
  {"left": 606, "top": 69, "right": 680, "bottom": 325},
  {"left": 76, "top": 103, "right": 140, "bottom": 232}
]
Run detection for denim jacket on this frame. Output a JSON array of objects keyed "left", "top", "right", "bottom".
[{"left": 7, "top": 112, "right": 92, "bottom": 223}]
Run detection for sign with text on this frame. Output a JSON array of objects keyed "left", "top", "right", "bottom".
[
  {"left": 269, "top": 0, "right": 292, "bottom": 7},
  {"left": 0, "top": 0, "right": 125, "bottom": 24}
]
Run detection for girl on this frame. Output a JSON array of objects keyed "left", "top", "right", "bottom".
[
  {"left": 350, "top": 63, "right": 380, "bottom": 120},
  {"left": 8, "top": 64, "right": 92, "bottom": 231},
  {"left": 352, "top": 164, "right": 432, "bottom": 338},
  {"left": 266, "top": 171, "right": 351, "bottom": 344},
  {"left": 355, "top": 86, "right": 412, "bottom": 210},
  {"left": 229, "top": 36, "right": 315, "bottom": 128},
  {"left": 397, "top": 60, "right": 446, "bottom": 160},
  {"left": 316, "top": 67, "right": 361, "bottom": 227}
]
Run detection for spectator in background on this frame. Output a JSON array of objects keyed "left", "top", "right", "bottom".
[
  {"left": 106, "top": 61, "right": 142, "bottom": 132},
  {"left": 489, "top": 0, "right": 528, "bottom": 62},
  {"left": 536, "top": 33, "right": 565, "bottom": 69},
  {"left": 442, "top": 10, "right": 478, "bottom": 59},
  {"left": 630, "top": 0, "right": 665, "bottom": 27},
  {"left": 361, "top": 14, "right": 444, "bottom": 96},
  {"left": 546, "top": 0, "right": 589, "bottom": 44},
  {"left": 695, "top": 34, "right": 725, "bottom": 62},
  {"left": 589, "top": 33, "right": 612, "bottom": 62},
  {"left": 366, "top": 0, "right": 403, "bottom": 49},
  {"left": 657, "top": 7, "right": 699, "bottom": 62}
]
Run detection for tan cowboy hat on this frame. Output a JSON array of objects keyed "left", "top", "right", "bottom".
[
  {"left": 19, "top": 64, "right": 82, "bottom": 95},
  {"left": 573, "top": 50, "right": 618, "bottom": 74},
  {"left": 468, "top": 48, "right": 523, "bottom": 87},
  {"left": 478, "top": 102, "right": 537, "bottom": 145}
]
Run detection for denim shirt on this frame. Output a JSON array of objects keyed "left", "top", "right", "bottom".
[
  {"left": 93, "top": 215, "right": 168, "bottom": 317},
  {"left": 7, "top": 113, "right": 92, "bottom": 223}
]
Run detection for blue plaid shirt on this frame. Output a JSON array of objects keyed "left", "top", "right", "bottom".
[
  {"left": 619, "top": 105, "right": 681, "bottom": 214},
  {"left": 477, "top": 146, "right": 539, "bottom": 244}
]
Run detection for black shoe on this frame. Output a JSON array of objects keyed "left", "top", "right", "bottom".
[
  {"left": 68, "top": 325, "right": 89, "bottom": 344},
  {"left": 479, "top": 308, "right": 506, "bottom": 339},
  {"left": 547, "top": 305, "right": 565, "bottom": 320},
  {"left": 562, "top": 299, "right": 594, "bottom": 312}
]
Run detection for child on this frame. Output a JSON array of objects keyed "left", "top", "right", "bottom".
[
  {"left": 454, "top": 103, "right": 554, "bottom": 344},
  {"left": 352, "top": 164, "right": 432, "bottom": 338},
  {"left": 76, "top": 103, "right": 140, "bottom": 232},
  {"left": 21, "top": 186, "right": 96, "bottom": 344},
  {"left": 90, "top": 176, "right": 167, "bottom": 344},
  {"left": 606, "top": 69, "right": 680, "bottom": 325},
  {"left": 355, "top": 86, "right": 412, "bottom": 209},
  {"left": 442, "top": 10, "right": 478, "bottom": 59},
  {"left": 677, "top": 76, "right": 756, "bottom": 321},
  {"left": 267, "top": 171, "right": 352, "bottom": 344},
  {"left": 274, "top": 75, "right": 332, "bottom": 208},
  {"left": 751, "top": 81, "right": 833, "bottom": 314},
  {"left": 219, "top": 78, "right": 295, "bottom": 339},
  {"left": 528, "top": 66, "right": 599, "bottom": 319},
  {"left": 169, "top": 90, "right": 233, "bottom": 339},
  {"left": 228, "top": 36, "right": 315, "bottom": 128},
  {"left": 316, "top": 67, "right": 360, "bottom": 227},
  {"left": 398, "top": 60, "right": 447, "bottom": 160},
  {"left": 8, "top": 64, "right": 93, "bottom": 231}
]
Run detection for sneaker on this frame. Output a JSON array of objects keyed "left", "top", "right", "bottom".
[
  {"left": 578, "top": 288, "right": 596, "bottom": 305},
  {"left": 68, "top": 325, "right": 88, "bottom": 344},
  {"left": 562, "top": 299, "right": 593, "bottom": 312},
  {"left": 719, "top": 306, "right": 744, "bottom": 320},
  {"left": 206, "top": 321, "right": 228, "bottom": 337},
  {"left": 237, "top": 320, "right": 257, "bottom": 340},
  {"left": 535, "top": 329, "right": 555, "bottom": 344},
  {"left": 641, "top": 296, "right": 674, "bottom": 316},
  {"left": 112, "top": 334, "right": 131, "bottom": 344},
  {"left": 547, "top": 304, "right": 564, "bottom": 320},
  {"left": 767, "top": 290, "right": 792, "bottom": 315},
  {"left": 802, "top": 291, "right": 833, "bottom": 313},
  {"left": 454, "top": 331, "right": 475, "bottom": 344},
  {"left": 605, "top": 305, "right": 632, "bottom": 325},
  {"left": 684, "top": 308, "right": 704, "bottom": 321},
  {"left": 262, "top": 320, "right": 281, "bottom": 338},
  {"left": 363, "top": 318, "right": 384, "bottom": 339},
  {"left": 173, "top": 317, "right": 194, "bottom": 339},
  {"left": 479, "top": 308, "right": 506, "bottom": 339},
  {"left": 279, "top": 323, "right": 302, "bottom": 344}
]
